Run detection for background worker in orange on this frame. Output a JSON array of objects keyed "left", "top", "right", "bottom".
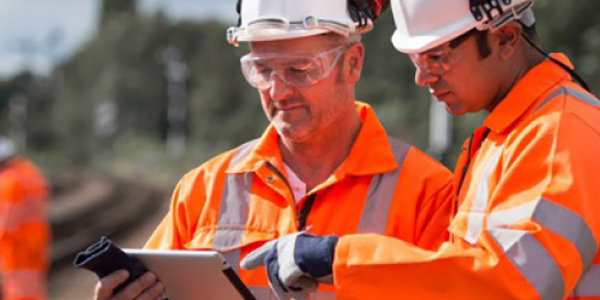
[
  {"left": 92, "top": 0, "right": 456, "bottom": 299},
  {"left": 0, "top": 136, "right": 50, "bottom": 300},
  {"left": 242, "top": 0, "right": 600, "bottom": 299}
]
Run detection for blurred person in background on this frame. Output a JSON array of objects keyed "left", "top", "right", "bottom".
[
  {"left": 0, "top": 136, "right": 50, "bottom": 300},
  {"left": 92, "top": 0, "right": 458, "bottom": 299},
  {"left": 242, "top": 0, "right": 600, "bottom": 299}
]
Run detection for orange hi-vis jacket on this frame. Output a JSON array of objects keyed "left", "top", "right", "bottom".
[
  {"left": 332, "top": 54, "right": 600, "bottom": 300},
  {"left": 0, "top": 158, "right": 49, "bottom": 300},
  {"left": 146, "top": 102, "right": 454, "bottom": 299}
]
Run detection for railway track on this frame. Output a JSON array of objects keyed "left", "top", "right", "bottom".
[{"left": 48, "top": 173, "right": 171, "bottom": 267}]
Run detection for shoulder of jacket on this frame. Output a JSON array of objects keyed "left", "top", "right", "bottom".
[{"left": 177, "top": 140, "right": 257, "bottom": 185}]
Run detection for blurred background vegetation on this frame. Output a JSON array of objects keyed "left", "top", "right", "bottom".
[{"left": 1, "top": 0, "right": 600, "bottom": 184}]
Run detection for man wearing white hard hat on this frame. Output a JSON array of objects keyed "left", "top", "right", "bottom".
[
  {"left": 0, "top": 136, "right": 50, "bottom": 300},
  {"left": 243, "top": 0, "right": 600, "bottom": 299},
  {"left": 94, "top": 1, "right": 457, "bottom": 299}
]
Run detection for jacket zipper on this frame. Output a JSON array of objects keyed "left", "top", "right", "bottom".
[
  {"left": 297, "top": 194, "right": 316, "bottom": 231},
  {"left": 265, "top": 162, "right": 316, "bottom": 231}
]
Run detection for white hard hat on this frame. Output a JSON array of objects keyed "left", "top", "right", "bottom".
[
  {"left": 0, "top": 136, "right": 16, "bottom": 162},
  {"left": 390, "top": 0, "right": 537, "bottom": 53},
  {"left": 227, "top": 0, "right": 389, "bottom": 46}
]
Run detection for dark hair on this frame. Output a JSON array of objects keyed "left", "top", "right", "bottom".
[
  {"left": 448, "top": 29, "right": 492, "bottom": 59},
  {"left": 474, "top": 30, "right": 492, "bottom": 59},
  {"left": 454, "top": 22, "right": 538, "bottom": 60}
]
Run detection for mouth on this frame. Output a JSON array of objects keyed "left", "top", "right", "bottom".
[
  {"left": 432, "top": 90, "right": 451, "bottom": 101},
  {"left": 274, "top": 103, "right": 303, "bottom": 112}
]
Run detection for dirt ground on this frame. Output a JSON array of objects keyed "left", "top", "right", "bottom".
[{"left": 48, "top": 200, "right": 169, "bottom": 300}]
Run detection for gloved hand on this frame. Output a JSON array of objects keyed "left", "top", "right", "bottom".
[{"left": 240, "top": 232, "right": 339, "bottom": 300}]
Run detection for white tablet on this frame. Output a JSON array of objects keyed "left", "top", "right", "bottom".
[{"left": 123, "top": 249, "right": 257, "bottom": 300}]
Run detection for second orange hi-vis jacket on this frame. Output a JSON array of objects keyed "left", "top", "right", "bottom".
[
  {"left": 332, "top": 54, "right": 600, "bottom": 300},
  {"left": 0, "top": 157, "right": 49, "bottom": 300},
  {"left": 145, "top": 102, "right": 454, "bottom": 299}
]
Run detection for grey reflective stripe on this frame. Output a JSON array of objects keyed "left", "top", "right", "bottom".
[
  {"left": 249, "top": 286, "right": 336, "bottom": 300},
  {"left": 357, "top": 137, "right": 411, "bottom": 234},
  {"left": 487, "top": 198, "right": 597, "bottom": 269},
  {"left": 489, "top": 229, "right": 564, "bottom": 300},
  {"left": 571, "top": 264, "right": 600, "bottom": 297},
  {"left": 221, "top": 249, "right": 241, "bottom": 273},
  {"left": 213, "top": 140, "right": 258, "bottom": 251},
  {"left": 230, "top": 140, "right": 258, "bottom": 167},
  {"left": 536, "top": 86, "right": 600, "bottom": 111}
]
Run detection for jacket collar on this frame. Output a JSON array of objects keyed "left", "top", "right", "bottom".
[
  {"left": 484, "top": 53, "right": 573, "bottom": 134},
  {"left": 227, "top": 101, "right": 399, "bottom": 176}
]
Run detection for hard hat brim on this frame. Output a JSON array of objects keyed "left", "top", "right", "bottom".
[
  {"left": 238, "top": 28, "right": 331, "bottom": 43},
  {"left": 391, "top": 20, "right": 475, "bottom": 54}
]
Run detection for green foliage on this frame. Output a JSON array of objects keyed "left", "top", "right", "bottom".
[{"left": 100, "top": 0, "right": 137, "bottom": 27}]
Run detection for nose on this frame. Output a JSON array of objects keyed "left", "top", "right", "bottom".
[
  {"left": 269, "top": 74, "right": 294, "bottom": 101},
  {"left": 414, "top": 67, "right": 439, "bottom": 87}
]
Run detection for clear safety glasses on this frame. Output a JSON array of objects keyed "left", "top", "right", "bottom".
[
  {"left": 409, "top": 29, "right": 477, "bottom": 76},
  {"left": 240, "top": 44, "right": 350, "bottom": 90}
]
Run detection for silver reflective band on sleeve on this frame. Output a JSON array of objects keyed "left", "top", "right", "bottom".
[
  {"left": 249, "top": 286, "right": 337, "bottom": 300},
  {"left": 571, "top": 264, "right": 600, "bottom": 297},
  {"left": 357, "top": 137, "right": 411, "bottom": 234},
  {"left": 489, "top": 229, "right": 564, "bottom": 300},
  {"left": 487, "top": 198, "right": 597, "bottom": 269},
  {"left": 222, "top": 249, "right": 242, "bottom": 273},
  {"left": 536, "top": 86, "right": 600, "bottom": 112},
  {"left": 213, "top": 140, "right": 259, "bottom": 251}
]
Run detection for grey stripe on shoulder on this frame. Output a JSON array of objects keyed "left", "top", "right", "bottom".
[
  {"left": 229, "top": 139, "right": 260, "bottom": 168},
  {"left": 212, "top": 139, "right": 259, "bottom": 251},
  {"left": 536, "top": 86, "right": 600, "bottom": 112}
]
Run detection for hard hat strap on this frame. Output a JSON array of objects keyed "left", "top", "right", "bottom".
[
  {"left": 521, "top": 32, "right": 591, "bottom": 92},
  {"left": 236, "top": 0, "right": 243, "bottom": 27}
]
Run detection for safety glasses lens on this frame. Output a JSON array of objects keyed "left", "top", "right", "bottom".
[
  {"left": 409, "top": 46, "right": 462, "bottom": 76},
  {"left": 240, "top": 45, "right": 347, "bottom": 90}
]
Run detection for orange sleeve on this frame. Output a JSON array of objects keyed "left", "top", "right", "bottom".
[
  {"left": 333, "top": 112, "right": 600, "bottom": 300},
  {"left": 145, "top": 170, "right": 205, "bottom": 249},
  {"left": 413, "top": 178, "right": 453, "bottom": 250}
]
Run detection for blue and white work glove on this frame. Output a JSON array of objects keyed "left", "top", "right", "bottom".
[{"left": 240, "top": 232, "right": 339, "bottom": 300}]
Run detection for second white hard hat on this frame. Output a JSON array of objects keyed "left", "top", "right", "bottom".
[{"left": 390, "top": 0, "right": 536, "bottom": 53}]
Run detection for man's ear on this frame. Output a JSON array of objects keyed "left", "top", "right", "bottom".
[
  {"left": 344, "top": 43, "right": 364, "bottom": 83},
  {"left": 493, "top": 22, "right": 522, "bottom": 60}
]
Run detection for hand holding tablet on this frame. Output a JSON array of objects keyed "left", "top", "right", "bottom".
[{"left": 75, "top": 237, "right": 256, "bottom": 300}]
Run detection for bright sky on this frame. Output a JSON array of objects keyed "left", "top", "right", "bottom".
[{"left": 0, "top": 0, "right": 237, "bottom": 78}]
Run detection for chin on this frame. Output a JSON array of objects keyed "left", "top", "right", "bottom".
[
  {"left": 445, "top": 104, "right": 468, "bottom": 116},
  {"left": 273, "top": 123, "right": 312, "bottom": 142}
]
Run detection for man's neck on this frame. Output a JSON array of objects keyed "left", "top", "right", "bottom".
[
  {"left": 278, "top": 109, "right": 362, "bottom": 192},
  {"left": 487, "top": 51, "right": 546, "bottom": 112}
]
